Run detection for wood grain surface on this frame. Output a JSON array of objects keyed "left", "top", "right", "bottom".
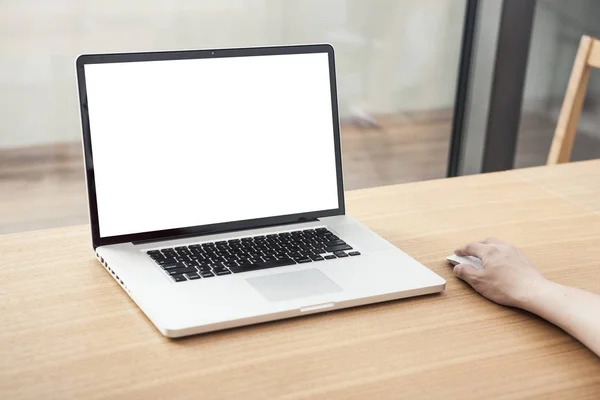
[{"left": 1, "top": 160, "right": 600, "bottom": 399}]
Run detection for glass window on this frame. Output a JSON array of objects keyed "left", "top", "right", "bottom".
[
  {"left": 516, "top": 0, "right": 600, "bottom": 168},
  {"left": 0, "top": 0, "right": 466, "bottom": 234}
]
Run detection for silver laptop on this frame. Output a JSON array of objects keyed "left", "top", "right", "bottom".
[{"left": 76, "top": 44, "right": 445, "bottom": 337}]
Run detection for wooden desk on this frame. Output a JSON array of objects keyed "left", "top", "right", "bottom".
[{"left": 2, "top": 160, "right": 600, "bottom": 399}]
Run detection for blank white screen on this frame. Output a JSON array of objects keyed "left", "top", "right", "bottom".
[{"left": 84, "top": 52, "right": 339, "bottom": 238}]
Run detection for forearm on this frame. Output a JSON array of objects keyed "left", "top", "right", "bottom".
[{"left": 520, "top": 280, "right": 600, "bottom": 357}]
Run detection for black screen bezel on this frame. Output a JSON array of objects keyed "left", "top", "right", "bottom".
[{"left": 76, "top": 44, "right": 345, "bottom": 249}]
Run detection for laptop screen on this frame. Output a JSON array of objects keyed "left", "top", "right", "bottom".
[{"left": 83, "top": 51, "right": 340, "bottom": 238}]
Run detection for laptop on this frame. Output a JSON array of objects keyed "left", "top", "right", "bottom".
[{"left": 76, "top": 44, "right": 445, "bottom": 337}]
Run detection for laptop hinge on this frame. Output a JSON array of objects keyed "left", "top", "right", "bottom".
[{"left": 132, "top": 218, "right": 319, "bottom": 246}]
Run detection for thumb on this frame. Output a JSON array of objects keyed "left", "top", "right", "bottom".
[{"left": 453, "top": 263, "right": 483, "bottom": 285}]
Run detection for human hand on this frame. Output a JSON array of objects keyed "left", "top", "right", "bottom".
[{"left": 453, "top": 238, "right": 549, "bottom": 308}]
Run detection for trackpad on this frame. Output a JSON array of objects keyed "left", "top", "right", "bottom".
[{"left": 247, "top": 269, "right": 342, "bottom": 302}]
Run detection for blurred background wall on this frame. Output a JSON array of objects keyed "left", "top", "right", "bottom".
[{"left": 0, "top": 0, "right": 465, "bottom": 148}]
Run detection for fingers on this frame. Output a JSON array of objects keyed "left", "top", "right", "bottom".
[
  {"left": 453, "top": 263, "right": 483, "bottom": 285},
  {"left": 455, "top": 242, "right": 490, "bottom": 259}
]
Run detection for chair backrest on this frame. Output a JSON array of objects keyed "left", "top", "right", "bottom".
[{"left": 547, "top": 35, "right": 600, "bottom": 165}]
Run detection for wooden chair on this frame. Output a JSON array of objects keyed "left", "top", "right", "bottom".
[{"left": 547, "top": 35, "right": 600, "bottom": 164}]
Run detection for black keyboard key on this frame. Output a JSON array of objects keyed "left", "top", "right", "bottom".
[
  {"left": 324, "top": 239, "right": 346, "bottom": 246},
  {"left": 311, "top": 255, "right": 324, "bottom": 261},
  {"left": 168, "top": 267, "right": 197, "bottom": 275},
  {"left": 334, "top": 252, "right": 349, "bottom": 258},
  {"left": 325, "top": 244, "right": 352, "bottom": 253},
  {"left": 171, "top": 275, "right": 187, "bottom": 282},
  {"left": 223, "top": 261, "right": 237, "bottom": 268},
  {"left": 162, "top": 263, "right": 187, "bottom": 271},
  {"left": 190, "top": 261, "right": 202, "bottom": 269},
  {"left": 200, "top": 271, "right": 215, "bottom": 278},
  {"left": 325, "top": 255, "right": 337, "bottom": 260},
  {"left": 349, "top": 251, "right": 361, "bottom": 256},
  {"left": 297, "top": 258, "right": 311, "bottom": 264},
  {"left": 186, "top": 273, "right": 201, "bottom": 280},
  {"left": 229, "top": 258, "right": 296, "bottom": 274},
  {"left": 215, "top": 270, "right": 232, "bottom": 276},
  {"left": 157, "top": 258, "right": 178, "bottom": 265}
]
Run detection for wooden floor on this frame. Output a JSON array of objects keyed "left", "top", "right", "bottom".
[{"left": 1, "top": 111, "right": 597, "bottom": 234}]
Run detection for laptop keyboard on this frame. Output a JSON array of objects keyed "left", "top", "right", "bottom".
[{"left": 146, "top": 227, "right": 361, "bottom": 282}]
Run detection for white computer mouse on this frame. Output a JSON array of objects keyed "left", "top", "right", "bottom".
[{"left": 446, "top": 254, "right": 484, "bottom": 271}]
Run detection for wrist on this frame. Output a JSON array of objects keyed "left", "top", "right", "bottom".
[{"left": 512, "top": 277, "right": 555, "bottom": 311}]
